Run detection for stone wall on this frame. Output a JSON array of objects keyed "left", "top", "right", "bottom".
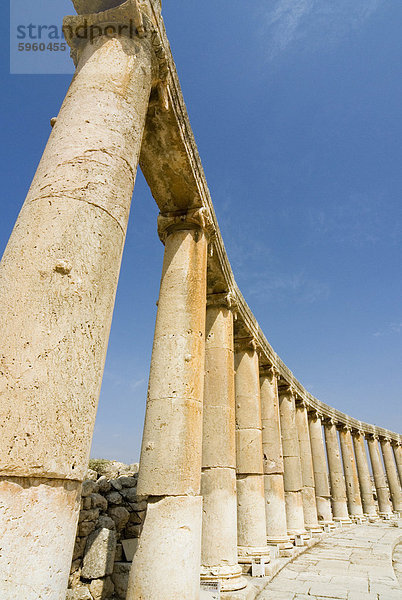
[{"left": 67, "top": 462, "right": 147, "bottom": 600}]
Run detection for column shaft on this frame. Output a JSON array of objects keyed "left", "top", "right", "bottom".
[
  {"left": 295, "top": 404, "right": 321, "bottom": 531},
  {"left": 0, "top": 23, "right": 152, "bottom": 600},
  {"left": 393, "top": 444, "right": 402, "bottom": 486},
  {"left": 352, "top": 433, "right": 377, "bottom": 517},
  {"left": 260, "top": 369, "right": 290, "bottom": 546},
  {"left": 367, "top": 437, "right": 393, "bottom": 517},
  {"left": 309, "top": 414, "right": 333, "bottom": 525},
  {"left": 324, "top": 421, "right": 350, "bottom": 522},
  {"left": 128, "top": 211, "right": 208, "bottom": 600},
  {"left": 279, "top": 389, "right": 306, "bottom": 536},
  {"left": 200, "top": 298, "right": 245, "bottom": 591},
  {"left": 339, "top": 428, "right": 363, "bottom": 517},
  {"left": 235, "top": 340, "right": 270, "bottom": 562},
  {"left": 380, "top": 439, "right": 402, "bottom": 513}
]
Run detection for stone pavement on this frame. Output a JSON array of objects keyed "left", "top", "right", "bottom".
[{"left": 256, "top": 522, "right": 402, "bottom": 600}]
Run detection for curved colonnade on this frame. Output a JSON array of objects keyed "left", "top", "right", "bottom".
[{"left": 0, "top": 1, "right": 400, "bottom": 599}]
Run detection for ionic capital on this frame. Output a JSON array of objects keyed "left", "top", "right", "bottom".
[
  {"left": 259, "top": 363, "right": 279, "bottom": 380},
  {"left": 234, "top": 336, "right": 258, "bottom": 354},
  {"left": 64, "top": 0, "right": 168, "bottom": 82},
  {"left": 157, "top": 208, "right": 214, "bottom": 244},
  {"left": 206, "top": 291, "right": 237, "bottom": 311}
]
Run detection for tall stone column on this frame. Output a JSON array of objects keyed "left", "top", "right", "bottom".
[
  {"left": 259, "top": 367, "right": 292, "bottom": 548},
  {"left": 0, "top": 4, "right": 154, "bottom": 599},
  {"left": 308, "top": 412, "right": 333, "bottom": 525},
  {"left": 324, "top": 420, "right": 351, "bottom": 522},
  {"left": 338, "top": 426, "right": 363, "bottom": 518},
  {"left": 128, "top": 209, "right": 210, "bottom": 600},
  {"left": 367, "top": 435, "right": 393, "bottom": 518},
  {"left": 380, "top": 438, "right": 402, "bottom": 513},
  {"left": 352, "top": 431, "right": 377, "bottom": 518},
  {"left": 235, "top": 338, "right": 270, "bottom": 565},
  {"left": 200, "top": 293, "right": 245, "bottom": 591},
  {"left": 393, "top": 443, "right": 402, "bottom": 486},
  {"left": 295, "top": 401, "right": 321, "bottom": 532},
  {"left": 279, "top": 387, "right": 307, "bottom": 537}
]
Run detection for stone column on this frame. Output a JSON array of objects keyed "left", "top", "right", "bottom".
[
  {"left": 324, "top": 420, "right": 351, "bottom": 522},
  {"left": 279, "top": 387, "right": 307, "bottom": 537},
  {"left": 352, "top": 431, "right": 377, "bottom": 518},
  {"left": 308, "top": 412, "right": 334, "bottom": 525},
  {"left": 338, "top": 426, "right": 364, "bottom": 518},
  {"left": 367, "top": 435, "right": 393, "bottom": 518},
  {"left": 393, "top": 443, "right": 402, "bottom": 486},
  {"left": 380, "top": 438, "right": 402, "bottom": 513},
  {"left": 128, "top": 209, "right": 210, "bottom": 600},
  {"left": 235, "top": 338, "right": 270, "bottom": 565},
  {"left": 295, "top": 401, "right": 322, "bottom": 532},
  {"left": 259, "top": 367, "right": 292, "bottom": 548},
  {"left": 0, "top": 4, "right": 153, "bottom": 599},
  {"left": 200, "top": 293, "right": 245, "bottom": 592}
]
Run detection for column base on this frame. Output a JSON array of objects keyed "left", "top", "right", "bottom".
[
  {"left": 351, "top": 515, "right": 366, "bottom": 524},
  {"left": 287, "top": 528, "right": 308, "bottom": 539},
  {"left": 333, "top": 516, "right": 352, "bottom": 526},
  {"left": 305, "top": 524, "right": 324, "bottom": 535},
  {"left": 200, "top": 565, "right": 247, "bottom": 592},
  {"left": 237, "top": 545, "right": 271, "bottom": 566},
  {"left": 379, "top": 512, "right": 393, "bottom": 520}
]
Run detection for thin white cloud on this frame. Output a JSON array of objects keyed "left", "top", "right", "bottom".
[
  {"left": 373, "top": 322, "right": 402, "bottom": 337},
  {"left": 260, "top": 0, "right": 383, "bottom": 60}
]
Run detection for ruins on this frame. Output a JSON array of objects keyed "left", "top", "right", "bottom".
[{"left": 0, "top": 1, "right": 401, "bottom": 599}]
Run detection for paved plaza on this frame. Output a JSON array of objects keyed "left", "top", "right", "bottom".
[{"left": 257, "top": 522, "right": 402, "bottom": 600}]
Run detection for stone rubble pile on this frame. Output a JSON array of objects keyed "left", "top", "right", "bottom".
[{"left": 67, "top": 462, "right": 146, "bottom": 600}]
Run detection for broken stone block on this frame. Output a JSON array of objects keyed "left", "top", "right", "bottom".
[{"left": 82, "top": 528, "right": 117, "bottom": 579}]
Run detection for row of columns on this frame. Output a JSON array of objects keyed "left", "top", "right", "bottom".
[
  {"left": 1, "top": 4, "right": 401, "bottom": 598},
  {"left": 131, "top": 215, "right": 402, "bottom": 598}
]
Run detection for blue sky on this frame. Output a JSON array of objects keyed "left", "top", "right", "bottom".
[{"left": 1, "top": 1, "right": 401, "bottom": 462}]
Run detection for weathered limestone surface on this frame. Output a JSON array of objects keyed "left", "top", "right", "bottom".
[
  {"left": 394, "top": 444, "right": 402, "bottom": 487},
  {"left": 127, "top": 496, "right": 202, "bottom": 600},
  {"left": 201, "top": 297, "right": 245, "bottom": 591},
  {"left": 324, "top": 421, "right": 350, "bottom": 522},
  {"left": 308, "top": 413, "right": 333, "bottom": 525},
  {"left": 235, "top": 340, "right": 270, "bottom": 560},
  {"left": 0, "top": 6, "right": 153, "bottom": 596},
  {"left": 339, "top": 427, "right": 364, "bottom": 517},
  {"left": 279, "top": 389, "right": 306, "bottom": 536},
  {"left": 295, "top": 403, "right": 321, "bottom": 531},
  {"left": 353, "top": 432, "right": 378, "bottom": 517},
  {"left": 260, "top": 369, "right": 290, "bottom": 545},
  {"left": 368, "top": 436, "right": 393, "bottom": 517},
  {"left": 130, "top": 211, "right": 209, "bottom": 599},
  {"left": 380, "top": 438, "right": 402, "bottom": 513}
]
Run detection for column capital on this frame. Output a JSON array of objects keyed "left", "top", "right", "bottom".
[
  {"left": 64, "top": 0, "right": 168, "bottom": 82},
  {"left": 337, "top": 422, "right": 351, "bottom": 432},
  {"left": 259, "top": 363, "right": 279, "bottom": 379},
  {"left": 206, "top": 291, "right": 237, "bottom": 311},
  {"left": 322, "top": 416, "right": 336, "bottom": 427},
  {"left": 234, "top": 336, "right": 258, "bottom": 354},
  {"left": 367, "top": 432, "right": 378, "bottom": 441},
  {"left": 278, "top": 384, "right": 297, "bottom": 399},
  {"left": 157, "top": 208, "right": 214, "bottom": 244}
]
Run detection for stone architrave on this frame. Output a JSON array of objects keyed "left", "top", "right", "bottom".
[
  {"left": 308, "top": 412, "right": 334, "bottom": 525},
  {"left": 393, "top": 443, "right": 402, "bottom": 487},
  {"left": 367, "top": 435, "right": 393, "bottom": 517},
  {"left": 128, "top": 209, "right": 210, "bottom": 600},
  {"left": 278, "top": 387, "right": 307, "bottom": 537},
  {"left": 235, "top": 338, "right": 271, "bottom": 565},
  {"left": 338, "top": 426, "right": 364, "bottom": 518},
  {"left": 200, "top": 293, "right": 246, "bottom": 592},
  {"left": 352, "top": 431, "right": 378, "bottom": 518},
  {"left": 0, "top": 2, "right": 154, "bottom": 598},
  {"left": 380, "top": 438, "right": 402, "bottom": 513},
  {"left": 324, "top": 420, "right": 351, "bottom": 523},
  {"left": 295, "top": 402, "right": 321, "bottom": 532},
  {"left": 259, "top": 367, "right": 292, "bottom": 548}
]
